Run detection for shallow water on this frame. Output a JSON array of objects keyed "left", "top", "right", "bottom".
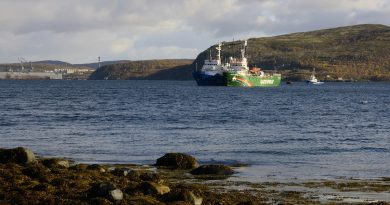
[{"left": 0, "top": 80, "right": 389, "bottom": 180}]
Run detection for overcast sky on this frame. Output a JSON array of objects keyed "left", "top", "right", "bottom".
[{"left": 0, "top": 0, "right": 389, "bottom": 64}]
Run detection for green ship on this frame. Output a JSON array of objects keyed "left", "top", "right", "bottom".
[
  {"left": 223, "top": 40, "right": 281, "bottom": 87},
  {"left": 224, "top": 72, "right": 281, "bottom": 87}
]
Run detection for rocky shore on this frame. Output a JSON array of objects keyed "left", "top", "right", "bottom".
[{"left": 0, "top": 147, "right": 389, "bottom": 205}]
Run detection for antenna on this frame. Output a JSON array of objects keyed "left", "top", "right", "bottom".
[{"left": 98, "top": 56, "right": 101, "bottom": 68}]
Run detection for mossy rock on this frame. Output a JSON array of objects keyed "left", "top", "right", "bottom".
[
  {"left": 190, "top": 164, "right": 234, "bottom": 176},
  {"left": 41, "top": 158, "right": 70, "bottom": 169},
  {"left": 161, "top": 188, "right": 202, "bottom": 204},
  {"left": 22, "top": 163, "right": 50, "bottom": 181},
  {"left": 137, "top": 181, "right": 170, "bottom": 195},
  {"left": 0, "top": 147, "right": 36, "bottom": 164},
  {"left": 88, "top": 197, "right": 113, "bottom": 205},
  {"left": 156, "top": 153, "right": 198, "bottom": 169},
  {"left": 128, "top": 195, "right": 165, "bottom": 205}
]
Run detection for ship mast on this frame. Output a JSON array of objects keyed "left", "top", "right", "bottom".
[
  {"left": 241, "top": 40, "right": 247, "bottom": 60},
  {"left": 241, "top": 40, "right": 248, "bottom": 70},
  {"left": 216, "top": 43, "right": 222, "bottom": 62}
]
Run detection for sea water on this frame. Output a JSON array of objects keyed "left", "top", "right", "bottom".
[{"left": 0, "top": 80, "right": 389, "bottom": 180}]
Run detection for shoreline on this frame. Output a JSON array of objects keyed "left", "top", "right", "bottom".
[{"left": 1, "top": 147, "right": 389, "bottom": 204}]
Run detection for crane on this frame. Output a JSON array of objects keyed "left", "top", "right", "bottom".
[
  {"left": 18, "top": 57, "right": 25, "bottom": 71},
  {"left": 18, "top": 57, "right": 33, "bottom": 72}
]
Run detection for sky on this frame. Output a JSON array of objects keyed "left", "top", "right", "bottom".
[{"left": 0, "top": 0, "right": 389, "bottom": 64}]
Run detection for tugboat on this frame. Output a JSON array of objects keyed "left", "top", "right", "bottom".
[
  {"left": 306, "top": 68, "right": 324, "bottom": 85},
  {"left": 192, "top": 43, "right": 227, "bottom": 86},
  {"left": 223, "top": 41, "right": 281, "bottom": 87}
]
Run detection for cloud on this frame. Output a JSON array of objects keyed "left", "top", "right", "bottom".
[
  {"left": 110, "top": 39, "right": 133, "bottom": 54},
  {"left": 0, "top": 0, "right": 388, "bottom": 63}
]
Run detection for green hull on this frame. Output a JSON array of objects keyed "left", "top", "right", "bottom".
[{"left": 224, "top": 72, "right": 281, "bottom": 87}]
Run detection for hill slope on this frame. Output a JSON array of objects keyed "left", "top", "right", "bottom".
[
  {"left": 13, "top": 24, "right": 386, "bottom": 81},
  {"left": 194, "top": 24, "right": 390, "bottom": 81},
  {"left": 0, "top": 62, "right": 92, "bottom": 72},
  {"left": 88, "top": 59, "right": 193, "bottom": 80},
  {"left": 75, "top": 60, "right": 131, "bottom": 69}
]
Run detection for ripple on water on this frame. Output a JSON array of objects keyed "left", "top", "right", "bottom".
[{"left": 0, "top": 81, "right": 389, "bottom": 180}]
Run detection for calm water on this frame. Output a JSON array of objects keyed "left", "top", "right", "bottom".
[{"left": 0, "top": 80, "right": 389, "bottom": 180}]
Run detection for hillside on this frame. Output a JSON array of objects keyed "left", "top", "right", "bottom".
[
  {"left": 33, "top": 60, "right": 73, "bottom": 66},
  {"left": 88, "top": 59, "right": 193, "bottom": 80},
  {"left": 0, "top": 61, "right": 95, "bottom": 80},
  {"left": 193, "top": 24, "right": 390, "bottom": 81},
  {"left": 3, "top": 24, "right": 388, "bottom": 81},
  {"left": 0, "top": 62, "right": 92, "bottom": 72},
  {"left": 88, "top": 24, "right": 390, "bottom": 81},
  {"left": 0, "top": 60, "right": 131, "bottom": 71},
  {"left": 75, "top": 60, "right": 131, "bottom": 69}
]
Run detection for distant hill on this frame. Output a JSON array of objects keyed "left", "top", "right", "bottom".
[
  {"left": 0, "top": 59, "right": 133, "bottom": 73},
  {"left": 30, "top": 60, "right": 132, "bottom": 70},
  {"left": 88, "top": 24, "right": 390, "bottom": 81},
  {"left": 33, "top": 60, "right": 73, "bottom": 66},
  {"left": 75, "top": 60, "right": 130, "bottom": 69},
  {"left": 3, "top": 24, "right": 389, "bottom": 81},
  {"left": 0, "top": 62, "right": 92, "bottom": 72},
  {"left": 88, "top": 59, "right": 193, "bottom": 80},
  {"left": 193, "top": 24, "right": 390, "bottom": 81}
]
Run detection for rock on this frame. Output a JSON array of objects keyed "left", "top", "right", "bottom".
[
  {"left": 139, "top": 172, "right": 160, "bottom": 183},
  {"left": 237, "top": 201, "right": 255, "bottom": 205},
  {"left": 138, "top": 181, "right": 170, "bottom": 195},
  {"left": 87, "top": 164, "right": 101, "bottom": 170},
  {"left": 42, "top": 158, "right": 70, "bottom": 168},
  {"left": 33, "top": 183, "right": 53, "bottom": 191},
  {"left": 50, "top": 178, "right": 68, "bottom": 187},
  {"left": 69, "top": 164, "right": 88, "bottom": 171},
  {"left": 162, "top": 189, "right": 202, "bottom": 205},
  {"left": 190, "top": 164, "right": 234, "bottom": 175},
  {"left": 128, "top": 195, "right": 163, "bottom": 204},
  {"left": 22, "top": 164, "right": 49, "bottom": 181},
  {"left": 108, "top": 189, "right": 123, "bottom": 201},
  {"left": 156, "top": 153, "right": 198, "bottom": 169},
  {"left": 111, "top": 167, "right": 138, "bottom": 178},
  {"left": 183, "top": 191, "right": 203, "bottom": 205},
  {"left": 111, "top": 167, "right": 129, "bottom": 176},
  {"left": 87, "top": 164, "right": 106, "bottom": 173},
  {"left": 89, "top": 182, "right": 123, "bottom": 201},
  {"left": 170, "top": 202, "right": 192, "bottom": 205},
  {"left": 0, "top": 147, "right": 36, "bottom": 164},
  {"left": 89, "top": 197, "right": 113, "bottom": 205},
  {"left": 111, "top": 167, "right": 141, "bottom": 181}
]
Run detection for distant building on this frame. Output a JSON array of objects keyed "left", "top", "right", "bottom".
[{"left": 54, "top": 68, "right": 94, "bottom": 74}]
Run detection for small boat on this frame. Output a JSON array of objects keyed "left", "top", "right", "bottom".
[{"left": 306, "top": 69, "right": 324, "bottom": 85}]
